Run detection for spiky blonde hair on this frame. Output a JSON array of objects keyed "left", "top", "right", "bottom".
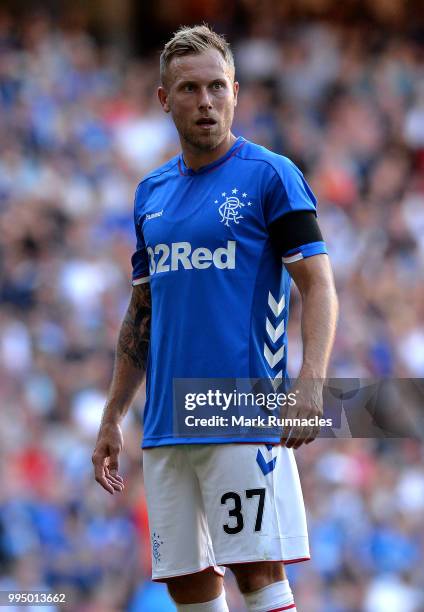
[{"left": 160, "top": 24, "right": 235, "bottom": 85}]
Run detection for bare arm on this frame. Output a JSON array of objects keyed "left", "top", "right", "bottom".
[
  {"left": 281, "top": 254, "right": 338, "bottom": 448},
  {"left": 289, "top": 254, "right": 338, "bottom": 379},
  {"left": 102, "top": 283, "right": 151, "bottom": 423},
  {"left": 92, "top": 283, "right": 151, "bottom": 493}
]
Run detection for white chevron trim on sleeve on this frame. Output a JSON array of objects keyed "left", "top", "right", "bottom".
[
  {"left": 266, "top": 317, "right": 285, "bottom": 343},
  {"left": 268, "top": 291, "right": 285, "bottom": 317},
  {"left": 271, "top": 371, "right": 283, "bottom": 391},
  {"left": 264, "top": 343, "right": 285, "bottom": 369}
]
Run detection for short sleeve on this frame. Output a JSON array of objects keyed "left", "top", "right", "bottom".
[
  {"left": 263, "top": 157, "right": 317, "bottom": 227},
  {"left": 131, "top": 185, "right": 150, "bottom": 286}
]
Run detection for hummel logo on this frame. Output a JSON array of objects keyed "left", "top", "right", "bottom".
[{"left": 146, "top": 210, "right": 163, "bottom": 221}]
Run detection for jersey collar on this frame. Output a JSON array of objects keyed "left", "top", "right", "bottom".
[{"left": 178, "top": 137, "right": 246, "bottom": 176}]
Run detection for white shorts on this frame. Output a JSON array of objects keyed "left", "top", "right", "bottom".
[{"left": 143, "top": 444, "right": 310, "bottom": 580}]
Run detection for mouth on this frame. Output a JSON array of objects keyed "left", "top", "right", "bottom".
[{"left": 195, "top": 117, "right": 217, "bottom": 128}]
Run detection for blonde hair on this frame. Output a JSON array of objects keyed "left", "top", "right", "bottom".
[{"left": 160, "top": 24, "right": 235, "bottom": 85}]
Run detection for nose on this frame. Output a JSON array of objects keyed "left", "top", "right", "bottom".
[{"left": 198, "top": 86, "right": 212, "bottom": 110}]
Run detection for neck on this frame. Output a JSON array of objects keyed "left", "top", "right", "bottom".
[{"left": 181, "top": 132, "right": 237, "bottom": 171}]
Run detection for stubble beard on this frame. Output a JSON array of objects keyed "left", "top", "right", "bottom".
[
  {"left": 182, "top": 126, "right": 223, "bottom": 152},
  {"left": 178, "top": 110, "right": 234, "bottom": 153}
]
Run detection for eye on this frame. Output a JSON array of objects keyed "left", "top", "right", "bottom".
[
  {"left": 212, "top": 81, "right": 225, "bottom": 90},
  {"left": 183, "top": 83, "right": 195, "bottom": 92}
]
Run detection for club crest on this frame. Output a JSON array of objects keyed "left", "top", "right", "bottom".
[
  {"left": 214, "top": 188, "right": 253, "bottom": 227},
  {"left": 152, "top": 532, "right": 164, "bottom": 564}
]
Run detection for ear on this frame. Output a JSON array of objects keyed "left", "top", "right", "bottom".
[
  {"left": 158, "top": 86, "right": 170, "bottom": 113},
  {"left": 233, "top": 81, "right": 239, "bottom": 107}
]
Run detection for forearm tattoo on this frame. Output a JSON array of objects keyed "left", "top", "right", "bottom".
[{"left": 117, "top": 284, "right": 151, "bottom": 370}]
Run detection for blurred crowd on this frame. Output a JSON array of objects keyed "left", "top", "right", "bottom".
[{"left": 0, "top": 2, "right": 424, "bottom": 611}]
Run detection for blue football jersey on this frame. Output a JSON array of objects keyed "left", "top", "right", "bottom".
[{"left": 131, "top": 137, "right": 327, "bottom": 447}]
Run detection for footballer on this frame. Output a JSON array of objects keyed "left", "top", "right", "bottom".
[{"left": 93, "top": 24, "right": 338, "bottom": 612}]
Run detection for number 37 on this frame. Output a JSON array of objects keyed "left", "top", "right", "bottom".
[{"left": 221, "top": 488, "right": 266, "bottom": 534}]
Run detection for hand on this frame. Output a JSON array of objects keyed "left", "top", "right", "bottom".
[
  {"left": 92, "top": 422, "right": 125, "bottom": 494},
  {"left": 280, "top": 378, "right": 323, "bottom": 449}
]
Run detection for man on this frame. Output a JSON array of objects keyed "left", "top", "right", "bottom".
[{"left": 93, "top": 25, "right": 338, "bottom": 612}]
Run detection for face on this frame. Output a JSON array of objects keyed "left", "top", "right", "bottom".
[{"left": 158, "top": 49, "right": 239, "bottom": 151}]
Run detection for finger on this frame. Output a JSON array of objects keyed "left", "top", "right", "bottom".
[
  {"left": 107, "top": 451, "right": 120, "bottom": 475},
  {"left": 279, "top": 412, "right": 292, "bottom": 446},
  {"left": 107, "top": 476, "right": 124, "bottom": 489},
  {"left": 105, "top": 466, "right": 124, "bottom": 491},
  {"left": 282, "top": 426, "right": 298, "bottom": 448},
  {"left": 285, "top": 425, "right": 303, "bottom": 448},
  {"left": 92, "top": 452, "right": 115, "bottom": 495},
  {"left": 105, "top": 473, "right": 124, "bottom": 489},
  {"left": 107, "top": 478, "right": 124, "bottom": 492},
  {"left": 105, "top": 465, "right": 123, "bottom": 481},
  {"left": 95, "top": 467, "right": 115, "bottom": 494},
  {"left": 280, "top": 425, "right": 292, "bottom": 446},
  {"left": 293, "top": 427, "right": 311, "bottom": 449},
  {"left": 105, "top": 466, "right": 124, "bottom": 482},
  {"left": 293, "top": 422, "right": 314, "bottom": 449},
  {"left": 305, "top": 424, "right": 321, "bottom": 444}
]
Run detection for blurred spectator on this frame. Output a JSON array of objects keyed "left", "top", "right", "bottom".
[{"left": 0, "top": 2, "right": 423, "bottom": 610}]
